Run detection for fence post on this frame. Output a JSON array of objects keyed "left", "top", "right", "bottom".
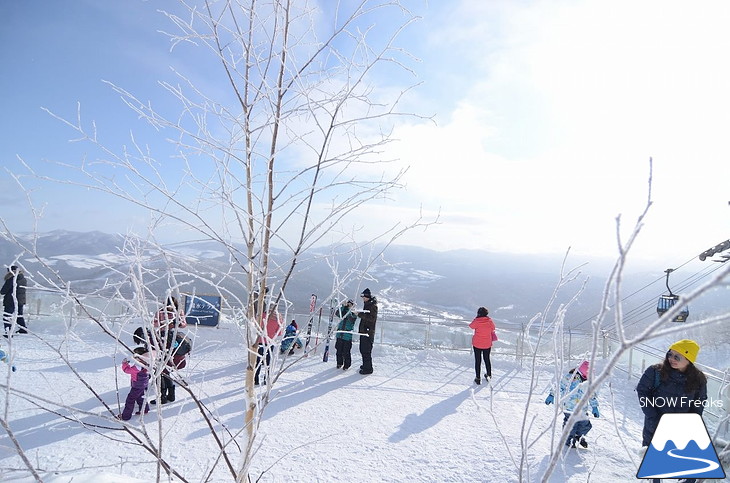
[
  {"left": 628, "top": 347, "right": 634, "bottom": 381},
  {"left": 568, "top": 329, "right": 572, "bottom": 362},
  {"left": 425, "top": 319, "right": 431, "bottom": 348},
  {"left": 602, "top": 331, "right": 609, "bottom": 359}
]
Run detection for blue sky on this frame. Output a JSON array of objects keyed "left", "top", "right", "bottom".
[{"left": 2, "top": 0, "right": 730, "bottom": 264}]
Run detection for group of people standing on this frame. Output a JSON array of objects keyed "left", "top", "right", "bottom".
[
  {"left": 328, "top": 288, "right": 378, "bottom": 374},
  {"left": 257, "top": 288, "right": 379, "bottom": 383},
  {"left": 118, "top": 296, "right": 190, "bottom": 420},
  {"left": 6, "top": 261, "right": 713, "bottom": 471}
]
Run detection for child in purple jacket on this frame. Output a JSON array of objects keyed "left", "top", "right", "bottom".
[{"left": 118, "top": 347, "right": 150, "bottom": 421}]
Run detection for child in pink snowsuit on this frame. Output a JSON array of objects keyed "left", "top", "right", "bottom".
[{"left": 118, "top": 348, "right": 150, "bottom": 421}]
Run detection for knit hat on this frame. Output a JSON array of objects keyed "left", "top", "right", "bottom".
[
  {"left": 361, "top": 288, "right": 372, "bottom": 298},
  {"left": 577, "top": 360, "right": 590, "bottom": 379},
  {"left": 669, "top": 339, "right": 700, "bottom": 363}
]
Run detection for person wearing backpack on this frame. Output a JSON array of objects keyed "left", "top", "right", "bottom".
[
  {"left": 170, "top": 333, "right": 192, "bottom": 369},
  {"left": 636, "top": 339, "right": 707, "bottom": 449}
]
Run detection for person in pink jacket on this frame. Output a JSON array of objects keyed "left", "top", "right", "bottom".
[
  {"left": 118, "top": 347, "right": 150, "bottom": 420},
  {"left": 255, "top": 304, "right": 283, "bottom": 385},
  {"left": 469, "top": 306, "right": 496, "bottom": 385}
]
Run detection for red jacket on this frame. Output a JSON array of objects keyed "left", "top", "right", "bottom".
[
  {"left": 469, "top": 316, "right": 496, "bottom": 349},
  {"left": 258, "top": 311, "right": 283, "bottom": 344}
]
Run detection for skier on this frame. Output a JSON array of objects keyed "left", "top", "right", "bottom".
[
  {"left": 2, "top": 265, "right": 27, "bottom": 336},
  {"left": 335, "top": 299, "right": 357, "bottom": 370},
  {"left": 118, "top": 347, "right": 151, "bottom": 421},
  {"left": 357, "top": 288, "right": 378, "bottom": 375},
  {"left": 545, "top": 360, "right": 600, "bottom": 448},
  {"left": 636, "top": 339, "right": 707, "bottom": 459},
  {"left": 469, "top": 307, "right": 496, "bottom": 384}
]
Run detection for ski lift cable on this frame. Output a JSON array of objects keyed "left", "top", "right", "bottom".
[
  {"left": 618, "top": 261, "right": 727, "bottom": 332},
  {"left": 570, "top": 252, "right": 709, "bottom": 332},
  {"left": 620, "top": 262, "right": 724, "bottom": 331}
]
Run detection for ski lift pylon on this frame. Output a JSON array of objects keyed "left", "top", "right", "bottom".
[{"left": 656, "top": 268, "right": 689, "bottom": 322}]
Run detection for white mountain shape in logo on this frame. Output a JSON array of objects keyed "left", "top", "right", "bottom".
[{"left": 651, "top": 413, "right": 711, "bottom": 451}]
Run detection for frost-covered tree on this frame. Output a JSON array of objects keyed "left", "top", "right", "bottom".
[
  {"left": 1, "top": 0, "right": 433, "bottom": 480},
  {"left": 509, "top": 165, "right": 730, "bottom": 481}
]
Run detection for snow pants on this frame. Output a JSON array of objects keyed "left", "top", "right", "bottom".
[
  {"left": 563, "top": 413, "right": 592, "bottom": 439},
  {"left": 121, "top": 386, "right": 149, "bottom": 420},
  {"left": 335, "top": 338, "right": 352, "bottom": 368},
  {"left": 3, "top": 303, "right": 26, "bottom": 334},
  {"left": 473, "top": 347, "right": 492, "bottom": 379},
  {"left": 359, "top": 335, "right": 373, "bottom": 372},
  {"left": 160, "top": 373, "right": 176, "bottom": 402},
  {"left": 255, "top": 344, "right": 273, "bottom": 385}
]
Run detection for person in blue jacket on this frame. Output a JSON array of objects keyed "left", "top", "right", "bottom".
[
  {"left": 335, "top": 299, "right": 357, "bottom": 370},
  {"left": 280, "top": 320, "right": 303, "bottom": 355},
  {"left": 545, "top": 360, "right": 600, "bottom": 448},
  {"left": 636, "top": 339, "right": 707, "bottom": 447}
]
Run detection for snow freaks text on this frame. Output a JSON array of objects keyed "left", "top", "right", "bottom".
[{"left": 639, "top": 396, "right": 724, "bottom": 409}]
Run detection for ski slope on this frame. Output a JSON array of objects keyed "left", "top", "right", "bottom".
[{"left": 0, "top": 317, "right": 717, "bottom": 482}]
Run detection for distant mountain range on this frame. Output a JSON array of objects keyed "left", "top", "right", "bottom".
[{"left": 0, "top": 230, "right": 724, "bottom": 329}]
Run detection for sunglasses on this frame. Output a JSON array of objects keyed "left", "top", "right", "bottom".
[{"left": 666, "top": 351, "right": 685, "bottom": 362}]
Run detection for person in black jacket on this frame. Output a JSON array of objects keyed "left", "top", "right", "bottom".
[
  {"left": 636, "top": 339, "right": 707, "bottom": 448},
  {"left": 357, "top": 288, "right": 378, "bottom": 375},
  {"left": 2, "top": 266, "right": 27, "bottom": 336}
]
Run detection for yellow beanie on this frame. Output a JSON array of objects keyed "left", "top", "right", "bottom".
[{"left": 669, "top": 339, "right": 700, "bottom": 363}]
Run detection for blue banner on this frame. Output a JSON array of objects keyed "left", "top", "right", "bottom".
[{"left": 184, "top": 294, "right": 222, "bottom": 327}]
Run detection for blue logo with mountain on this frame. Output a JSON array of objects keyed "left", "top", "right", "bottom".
[{"left": 637, "top": 413, "right": 726, "bottom": 479}]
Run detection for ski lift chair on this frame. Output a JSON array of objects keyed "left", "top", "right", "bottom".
[
  {"left": 656, "top": 268, "right": 689, "bottom": 323},
  {"left": 656, "top": 295, "right": 689, "bottom": 322}
]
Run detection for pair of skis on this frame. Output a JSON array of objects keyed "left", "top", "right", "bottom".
[
  {"left": 302, "top": 294, "right": 337, "bottom": 362},
  {"left": 321, "top": 300, "right": 337, "bottom": 362},
  {"left": 304, "top": 294, "right": 317, "bottom": 356}
]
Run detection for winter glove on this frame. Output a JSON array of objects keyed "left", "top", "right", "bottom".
[
  {"left": 0, "top": 351, "right": 15, "bottom": 372},
  {"left": 592, "top": 407, "right": 600, "bottom": 418},
  {"left": 545, "top": 394, "right": 554, "bottom": 405}
]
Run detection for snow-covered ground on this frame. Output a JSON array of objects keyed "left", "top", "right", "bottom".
[{"left": 0, "top": 317, "right": 724, "bottom": 482}]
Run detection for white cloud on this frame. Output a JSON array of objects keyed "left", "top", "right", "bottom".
[{"left": 378, "top": 0, "right": 730, "bottom": 259}]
